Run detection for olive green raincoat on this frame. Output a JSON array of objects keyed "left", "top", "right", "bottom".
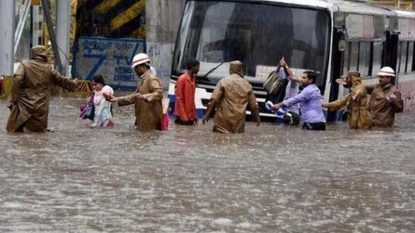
[
  {"left": 203, "top": 62, "right": 260, "bottom": 133},
  {"left": 367, "top": 84, "right": 403, "bottom": 127},
  {"left": 6, "top": 46, "right": 77, "bottom": 132},
  {"left": 117, "top": 70, "right": 163, "bottom": 131},
  {"left": 327, "top": 77, "right": 372, "bottom": 129}
]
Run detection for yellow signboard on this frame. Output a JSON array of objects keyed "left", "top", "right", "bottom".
[{"left": 22, "top": 0, "right": 40, "bottom": 5}]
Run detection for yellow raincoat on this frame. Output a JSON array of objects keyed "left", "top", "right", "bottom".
[
  {"left": 327, "top": 77, "right": 372, "bottom": 129},
  {"left": 117, "top": 70, "right": 163, "bottom": 131},
  {"left": 6, "top": 46, "right": 77, "bottom": 132},
  {"left": 203, "top": 61, "right": 260, "bottom": 133}
]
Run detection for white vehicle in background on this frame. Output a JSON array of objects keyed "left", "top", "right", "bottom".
[{"left": 169, "top": 0, "right": 415, "bottom": 121}]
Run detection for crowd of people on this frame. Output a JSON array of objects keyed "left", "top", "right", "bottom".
[{"left": 4, "top": 46, "right": 404, "bottom": 133}]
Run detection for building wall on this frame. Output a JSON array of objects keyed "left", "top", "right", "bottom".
[{"left": 146, "top": 0, "right": 186, "bottom": 88}]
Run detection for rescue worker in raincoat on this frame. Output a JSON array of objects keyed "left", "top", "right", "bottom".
[
  {"left": 202, "top": 60, "right": 260, "bottom": 133},
  {"left": 105, "top": 53, "right": 163, "bottom": 131},
  {"left": 6, "top": 45, "right": 78, "bottom": 133},
  {"left": 322, "top": 71, "right": 372, "bottom": 129},
  {"left": 367, "top": 67, "right": 403, "bottom": 127}
]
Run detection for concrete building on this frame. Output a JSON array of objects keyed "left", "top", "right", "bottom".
[{"left": 146, "top": 0, "right": 186, "bottom": 86}]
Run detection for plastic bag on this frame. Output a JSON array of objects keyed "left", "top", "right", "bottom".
[
  {"left": 80, "top": 93, "right": 95, "bottom": 120},
  {"left": 263, "top": 67, "right": 284, "bottom": 96},
  {"left": 80, "top": 101, "right": 95, "bottom": 120},
  {"left": 161, "top": 97, "right": 170, "bottom": 131}
]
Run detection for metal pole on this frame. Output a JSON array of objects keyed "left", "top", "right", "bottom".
[
  {"left": 14, "top": 0, "right": 32, "bottom": 55},
  {"left": 30, "top": 5, "right": 34, "bottom": 57},
  {"left": 0, "top": 0, "right": 15, "bottom": 76},
  {"left": 56, "top": 0, "right": 71, "bottom": 76},
  {"left": 40, "top": 0, "right": 63, "bottom": 74}
]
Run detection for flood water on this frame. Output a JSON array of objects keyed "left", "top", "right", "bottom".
[{"left": 1, "top": 97, "right": 415, "bottom": 233}]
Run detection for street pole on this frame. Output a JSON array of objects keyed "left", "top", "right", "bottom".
[
  {"left": 40, "top": 0, "right": 63, "bottom": 74},
  {"left": 0, "top": 0, "right": 16, "bottom": 97},
  {"left": 30, "top": 5, "right": 33, "bottom": 57},
  {"left": 56, "top": 0, "right": 71, "bottom": 76}
]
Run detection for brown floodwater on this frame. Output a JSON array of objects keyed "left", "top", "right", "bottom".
[{"left": 0, "top": 97, "right": 414, "bottom": 232}]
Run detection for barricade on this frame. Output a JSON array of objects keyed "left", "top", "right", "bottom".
[{"left": 0, "top": 76, "right": 13, "bottom": 99}]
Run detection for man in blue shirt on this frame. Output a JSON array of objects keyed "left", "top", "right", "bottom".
[{"left": 271, "top": 71, "right": 326, "bottom": 131}]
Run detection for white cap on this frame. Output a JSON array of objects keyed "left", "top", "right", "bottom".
[
  {"left": 131, "top": 53, "right": 150, "bottom": 68},
  {"left": 377, "top": 66, "right": 395, "bottom": 77}
]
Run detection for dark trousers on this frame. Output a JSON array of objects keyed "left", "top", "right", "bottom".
[{"left": 302, "top": 122, "right": 326, "bottom": 131}]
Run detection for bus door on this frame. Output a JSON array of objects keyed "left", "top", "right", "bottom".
[{"left": 327, "top": 28, "right": 345, "bottom": 121}]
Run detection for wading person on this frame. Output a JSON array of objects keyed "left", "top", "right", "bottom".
[
  {"left": 367, "top": 67, "right": 403, "bottom": 127},
  {"left": 105, "top": 53, "right": 163, "bottom": 131},
  {"left": 279, "top": 58, "right": 301, "bottom": 126},
  {"left": 202, "top": 60, "right": 260, "bottom": 133},
  {"left": 6, "top": 45, "right": 78, "bottom": 133},
  {"left": 272, "top": 71, "right": 326, "bottom": 131},
  {"left": 174, "top": 59, "right": 200, "bottom": 125},
  {"left": 90, "top": 74, "right": 114, "bottom": 127},
  {"left": 322, "top": 71, "right": 372, "bottom": 129}
]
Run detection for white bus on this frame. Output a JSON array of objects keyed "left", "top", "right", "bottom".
[{"left": 169, "top": 0, "right": 415, "bottom": 121}]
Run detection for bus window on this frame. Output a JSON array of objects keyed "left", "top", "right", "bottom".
[
  {"left": 399, "top": 41, "right": 408, "bottom": 73},
  {"left": 171, "top": 1, "right": 330, "bottom": 92},
  {"left": 359, "top": 41, "right": 371, "bottom": 76},
  {"left": 408, "top": 42, "right": 414, "bottom": 72},
  {"left": 342, "top": 42, "right": 349, "bottom": 75},
  {"left": 372, "top": 41, "right": 383, "bottom": 75},
  {"left": 349, "top": 42, "right": 359, "bottom": 71}
]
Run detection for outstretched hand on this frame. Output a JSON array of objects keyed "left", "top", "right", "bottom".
[
  {"left": 103, "top": 92, "right": 117, "bottom": 102},
  {"left": 271, "top": 103, "right": 283, "bottom": 110},
  {"left": 387, "top": 94, "right": 397, "bottom": 103},
  {"left": 7, "top": 102, "right": 13, "bottom": 111}
]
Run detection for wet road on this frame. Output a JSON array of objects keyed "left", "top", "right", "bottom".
[{"left": 1, "top": 97, "right": 415, "bottom": 233}]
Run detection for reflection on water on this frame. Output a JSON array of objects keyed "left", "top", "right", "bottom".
[{"left": 1, "top": 97, "right": 415, "bottom": 232}]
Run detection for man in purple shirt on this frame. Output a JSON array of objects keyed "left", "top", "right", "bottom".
[{"left": 271, "top": 71, "right": 326, "bottom": 131}]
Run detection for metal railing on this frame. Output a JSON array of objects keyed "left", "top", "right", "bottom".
[{"left": 370, "top": 0, "right": 413, "bottom": 10}]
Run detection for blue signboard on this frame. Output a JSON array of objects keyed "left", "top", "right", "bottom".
[{"left": 71, "top": 36, "right": 146, "bottom": 91}]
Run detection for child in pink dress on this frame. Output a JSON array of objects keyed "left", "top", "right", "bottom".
[{"left": 90, "top": 75, "right": 114, "bottom": 127}]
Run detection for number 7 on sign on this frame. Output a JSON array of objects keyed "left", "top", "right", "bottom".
[{"left": 84, "top": 54, "right": 107, "bottom": 79}]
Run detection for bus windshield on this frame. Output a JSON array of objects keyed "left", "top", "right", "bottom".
[{"left": 172, "top": 1, "right": 331, "bottom": 90}]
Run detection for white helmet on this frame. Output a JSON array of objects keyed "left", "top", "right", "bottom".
[
  {"left": 131, "top": 53, "right": 150, "bottom": 68},
  {"left": 377, "top": 66, "right": 395, "bottom": 77}
]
